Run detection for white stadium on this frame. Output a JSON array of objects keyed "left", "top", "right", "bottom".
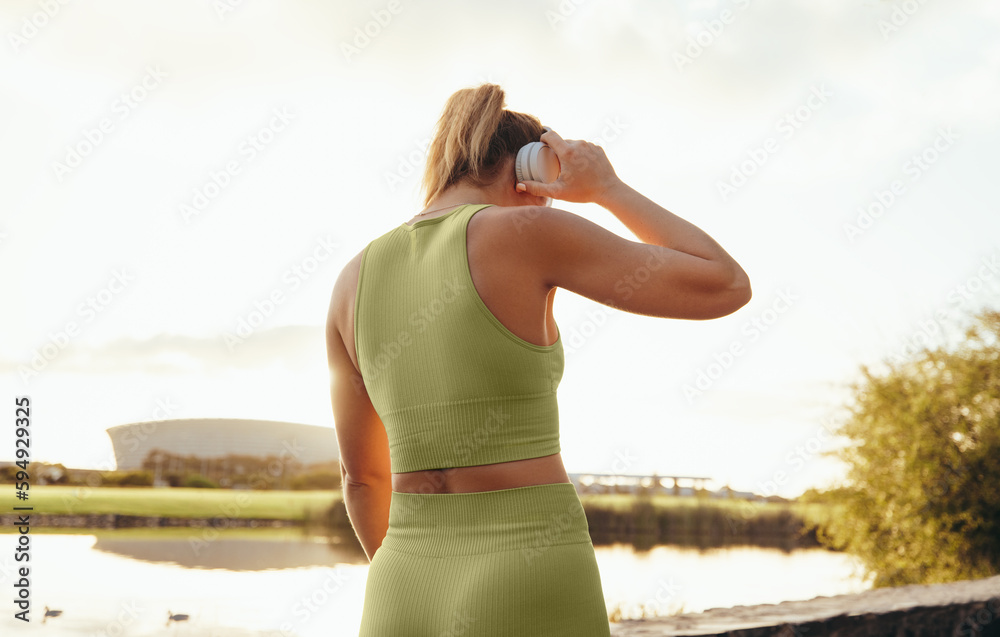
[{"left": 106, "top": 418, "right": 339, "bottom": 471}]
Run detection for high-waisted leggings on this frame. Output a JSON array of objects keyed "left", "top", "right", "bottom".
[{"left": 358, "top": 482, "right": 611, "bottom": 636}]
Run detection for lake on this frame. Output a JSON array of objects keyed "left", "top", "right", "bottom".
[{"left": 0, "top": 529, "right": 870, "bottom": 635}]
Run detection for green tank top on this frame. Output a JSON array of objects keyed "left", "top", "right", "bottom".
[{"left": 354, "top": 204, "right": 564, "bottom": 473}]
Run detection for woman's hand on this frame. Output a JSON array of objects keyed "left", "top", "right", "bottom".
[{"left": 516, "top": 129, "right": 624, "bottom": 205}]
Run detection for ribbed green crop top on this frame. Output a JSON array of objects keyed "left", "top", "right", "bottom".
[{"left": 354, "top": 204, "right": 564, "bottom": 473}]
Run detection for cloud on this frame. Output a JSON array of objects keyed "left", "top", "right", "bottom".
[{"left": 1, "top": 324, "right": 326, "bottom": 376}]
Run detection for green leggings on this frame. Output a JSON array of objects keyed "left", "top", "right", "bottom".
[{"left": 358, "top": 482, "right": 611, "bottom": 636}]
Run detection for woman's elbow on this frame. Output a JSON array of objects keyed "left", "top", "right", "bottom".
[
  {"left": 699, "top": 285, "right": 751, "bottom": 320},
  {"left": 342, "top": 468, "right": 391, "bottom": 489},
  {"left": 733, "top": 277, "right": 752, "bottom": 309},
  {"left": 692, "top": 275, "right": 751, "bottom": 320},
  {"left": 721, "top": 274, "right": 752, "bottom": 315},
  {"left": 723, "top": 263, "right": 752, "bottom": 311}
]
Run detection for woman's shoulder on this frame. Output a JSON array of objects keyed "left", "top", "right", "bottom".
[
  {"left": 327, "top": 248, "right": 364, "bottom": 336},
  {"left": 468, "top": 204, "right": 553, "bottom": 238}
]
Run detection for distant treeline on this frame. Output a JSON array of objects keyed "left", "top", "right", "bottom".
[
  {"left": 583, "top": 496, "right": 818, "bottom": 550},
  {"left": 0, "top": 458, "right": 341, "bottom": 491},
  {"left": 317, "top": 493, "right": 820, "bottom": 550}
]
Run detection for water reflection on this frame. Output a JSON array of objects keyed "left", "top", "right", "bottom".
[
  {"left": 0, "top": 531, "right": 370, "bottom": 637},
  {"left": 596, "top": 543, "right": 871, "bottom": 619},
  {"left": 91, "top": 528, "right": 369, "bottom": 570},
  {"left": 0, "top": 530, "right": 869, "bottom": 636}
]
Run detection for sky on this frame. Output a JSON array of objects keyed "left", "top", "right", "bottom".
[{"left": 1, "top": 0, "right": 999, "bottom": 498}]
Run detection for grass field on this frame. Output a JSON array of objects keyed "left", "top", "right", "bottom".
[
  {"left": 4, "top": 487, "right": 833, "bottom": 543},
  {"left": 5, "top": 486, "right": 341, "bottom": 520},
  {"left": 579, "top": 492, "right": 800, "bottom": 511},
  {"left": 579, "top": 492, "right": 827, "bottom": 521},
  {"left": 578, "top": 492, "right": 830, "bottom": 549}
]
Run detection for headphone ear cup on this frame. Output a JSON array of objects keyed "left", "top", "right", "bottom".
[
  {"left": 516, "top": 141, "right": 561, "bottom": 184},
  {"left": 516, "top": 142, "right": 539, "bottom": 183},
  {"left": 515, "top": 143, "right": 530, "bottom": 183},
  {"left": 534, "top": 145, "right": 560, "bottom": 183}
]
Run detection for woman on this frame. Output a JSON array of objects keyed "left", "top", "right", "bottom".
[{"left": 326, "top": 84, "right": 751, "bottom": 636}]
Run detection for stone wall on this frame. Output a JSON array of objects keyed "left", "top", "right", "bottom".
[{"left": 612, "top": 575, "right": 1000, "bottom": 636}]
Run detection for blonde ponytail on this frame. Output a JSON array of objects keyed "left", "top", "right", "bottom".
[{"left": 422, "top": 84, "right": 544, "bottom": 206}]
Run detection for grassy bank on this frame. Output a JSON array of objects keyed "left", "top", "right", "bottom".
[
  {"left": 580, "top": 493, "right": 824, "bottom": 550},
  {"left": 4, "top": 485, "right": 340, "bottom": 521},
  {"left": 6, "top": 487, "right": 830, "bottom": 550}
]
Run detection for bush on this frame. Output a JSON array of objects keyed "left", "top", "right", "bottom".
[
  {"left": 114, "top": 470, "right": 154, "bottom": 487},
  {"left": 183, "top": 475, "right": 219, "bottom": 489},
  {"left": 817, "top": 309, "right": 1000, "bottom": 587},
  {"left": 291, "top": 471, "right": 341, "bottom": 490}
]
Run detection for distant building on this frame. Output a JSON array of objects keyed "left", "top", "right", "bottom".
[{"left": 106, "top": 418, "right": 338, "bottom": 472}]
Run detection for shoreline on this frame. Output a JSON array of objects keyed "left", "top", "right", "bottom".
[
  {"left": 611, "top": 574, "right": 1000, "bottom": 636},
  {"left": 1, "top": 495, "right": 824, "bottom": 551},
  {"left": 0, "top": 512, "right": 298, "bottom": 529},
  {"left": 8, "top": 513, "right": 995, "bottom": 633}
]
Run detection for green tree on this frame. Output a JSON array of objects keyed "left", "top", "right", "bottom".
[
  {"left": 113, "top": 470, "right": 155, "bottom": 487},
  {"left": 290, "top": 470, "right": 341, "bottom": 490},
  {"left": 816, "top": 309, "right": 1000, "bottom": 587},
  {"left": 183, "top": 474, "right": 218, "bottom": 488}
]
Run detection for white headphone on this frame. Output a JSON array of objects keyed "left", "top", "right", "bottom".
[{"left": 515, "top": 126, "right": 561, "bottom": 184}]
